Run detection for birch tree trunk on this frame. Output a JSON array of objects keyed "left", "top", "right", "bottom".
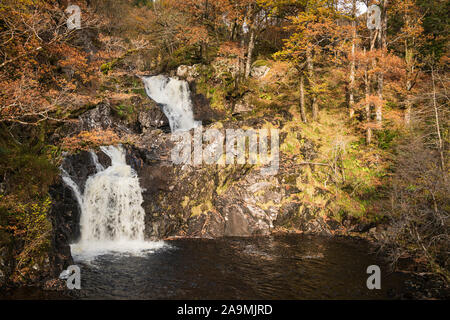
[
  {"left": 364, "top": 47, "right": 372, "bottom": 145},
  {"left": 300, "top": 73, "right": 307, "bottom": 123},
  {"left": 404, "top": 8, "right": 415, "bottom": 126},
  {"left": 349, "top": 0, "right": 357, "bottom": 119},
  {"left": 432, "top": 67, "right": 445, "bottom": 171},
  {"left": 245, "top": 27, "right": 255, "bottom": 78},
  {"left": 376, "top": 0, "right": 388, "bottom": 125},
  {"left": 405, "top": 39, "right": 412, "bottom": 125},
  {"left": 307, "top": 47, "right": 319, "bottom": 121},
  {"left": 239, "top": 34, "right": 246, "bottom": 82}
]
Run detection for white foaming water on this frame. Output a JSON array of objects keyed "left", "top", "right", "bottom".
[
  {"left": 62, "top": 145, "right": 165, "bottom": 260},
  {"left": 89, "top": 150, "right": 104, "bottom": 172},
  {"left": 141, "top": 75, "right": 200, "bottom": 132}
]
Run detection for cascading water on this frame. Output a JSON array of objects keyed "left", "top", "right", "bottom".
[
  {"left": 80, "top": 146, "right": 145, "bottom": 243},
  {"left": 61, "top": 73, "right": 200, "bottom": 258},
  {"left": 62, "top": 145, "right": 164, "bottom": 259},
  {"left": 141, "top": 75, "right": 200, "bottom": 132}
]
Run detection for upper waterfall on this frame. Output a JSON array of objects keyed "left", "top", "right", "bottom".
[
  {"left": 141, "top": 75, "right": 200, "bottom": 132},
  {"left": 62, "top": 145, "right": 165, "bottom": 259}
]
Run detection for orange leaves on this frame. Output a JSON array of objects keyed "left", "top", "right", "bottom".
[
  {"left": 0, "top": 1, "right": 111, "bottom": 127},
  {"left": 185, "top": 25, "right": 210, "bottom": 46},
  {"left": 61, "top": 129, "right": 120, "bottom": 153},
  {"left": 171, "top": 0, "right": 257, "bottom": 49},
  {"left": 362, "top": 121, "right": 383, "bottom": 130},
  {"left": 356, "top": 94, "right": 384, "bottom": 109},
  {"left": 53, "top": 43, "right": 88, "bottom": 69},
  {"left": 218, "top": 41, "right": 243, "bottom": 59}
]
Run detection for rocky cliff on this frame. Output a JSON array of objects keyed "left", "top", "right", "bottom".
[{"left": 48, "top": 80, "right": 348, "bottom": 275}]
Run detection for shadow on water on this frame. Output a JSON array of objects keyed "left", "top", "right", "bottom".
[{"left": 1, "top": 234, "right": 413, "bottom": 300}]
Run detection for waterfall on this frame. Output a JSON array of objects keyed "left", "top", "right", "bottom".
[
  {"left": 62, "top": 145, "right": 164, "bottom": 259},
  {"left": 80, "top": 145, "right": 145, "bottom": 243},
  {"left": 89, "top": 150, "right": 104, "bottom": 172},
  {"left": 141, "top": 75, "right": 200, "bottom": 132}
]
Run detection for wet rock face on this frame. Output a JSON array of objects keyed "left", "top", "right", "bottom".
[
  {"left": 275, "top": 202, "right": 335, "bottom": 236},
  {"left": 52, "top": 99, "right": 170, "bottom": 143},
  {"left": 49, "top": 91, "right": 337, "bottom": 258},
  {"left": 138, "top": 107, "right": 170, "bottom": 133},
  {"left": 215, "top": 173, "right": 283, "bottom": 237},
  {"left": 135, "top": 161, "right": 283, "bottom": 239},
  {"left": 0, "top": 246, "right": 12, "bottom": 288},
  {"left": 0, "top": 270, "right": 4, "bottom": 288},
  {"left": 125, "top": 125, "right": 285, "bottom": 239},
  {"left": 48, "top": 181, "right": 76, "bottom": 276},
  {"left": 50, "top": 118, "right": 332, "bottom": 245},
  {"left": 79, "top": 103, "right": 113, "bottom": 131},
  {"left": 191, "top": 91, "right": 220, "bottom": 125},
  {"left": 61, "top": 152, "right": 103, "bottom": 194}
]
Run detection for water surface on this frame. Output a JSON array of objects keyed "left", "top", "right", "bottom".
[{"left": 1, "top": 235, "right": 412, "bottom": 300}]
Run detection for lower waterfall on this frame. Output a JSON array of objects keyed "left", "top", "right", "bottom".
[{"left": 63, "top": 145, "right": 165, "bottom": 259}]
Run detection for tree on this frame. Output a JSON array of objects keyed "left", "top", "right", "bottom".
[
  {"left": 275, "top": 0, "right": 345, "bottom": 122},
  {"left": 389, "top": 0, "right": 425, "bottom": 125},
  {"left": 376, "top": 0, "right": 389, "bottom": 125},
  {"left": 0, "top": 0, "right": 99, "bottom": 126},
  {"left": 348, "top": 0, "right": 358, "bottom": 119}
]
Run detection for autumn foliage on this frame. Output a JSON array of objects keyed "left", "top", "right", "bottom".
[{"left": 0, "top": 0, "right": 448, "bottom": 285}]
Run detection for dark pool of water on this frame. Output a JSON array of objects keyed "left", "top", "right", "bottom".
[{"left": 1, "top": 235, "right": 413, "bottom": 300}]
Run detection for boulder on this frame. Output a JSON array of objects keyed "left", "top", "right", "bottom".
[
  {"left": 176, "top": 64, "right": 201, "bottom": 82},
  {"left": 251, "top": 65, "right": 270, "bottom": 79},
  {"left": 137, "top": 106, "right": 170, "bottom": 133},
  {"left": 79, "top": 103, "right": 113, "bottom": 131}
]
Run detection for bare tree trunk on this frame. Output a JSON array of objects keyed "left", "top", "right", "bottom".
[
  {"left": 300, "top": 74, "right": 307, "bottom": 123},
  {"left": 239, "top": 34, "right": 246, "bottom": 82},
  {"left": 405, "top": 97, "right": 412, "bottom": 125},
  {"left": 382, "top": 0, "right": 388, "bottom": 50},
  {"left": 432, "top": 67, "right": 445, "bottom": 171},
  {"left": 366, "top": 126, "right": 372, "bottom": 145},
  {"left": 376, "top": 74, "right": 383, "bottom": 123},
  {"left": 307, "top": 47, "right": 319, "bottom": 121},
  {"left": 311, "top": 96, "right": 319, "bottom": 121},
  {"left": 204, "top": 0, "right": 209, "bottom": 20},
  {"left": 405, "top": 38, "right": 412, "bottom": 125},
  {"left": 230, "top": 20, "right": 237, "bottom": 41},
  {"left": 245, "top": 27, "right": 255, "bottom": 78},
  {"left": 364, "top": 47, "right": 372, "bottom": 144},
  {"left": 376, "top": 0, "right": 388, "bottom": 125},
  {"left": 405, "top": 60, "right": 414, "bottom": 126},
  {"left": 202, "top": 42, "right": 208, "bottom": 62},
  {"left": 404, "top": 10, "right": 416, "bottom": 126},
  {"left": 349, "top": 0, "right": 357, "bottom": 119},
  {"left": 365, "top": 70, "right": 372, "bottom": 144}
]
